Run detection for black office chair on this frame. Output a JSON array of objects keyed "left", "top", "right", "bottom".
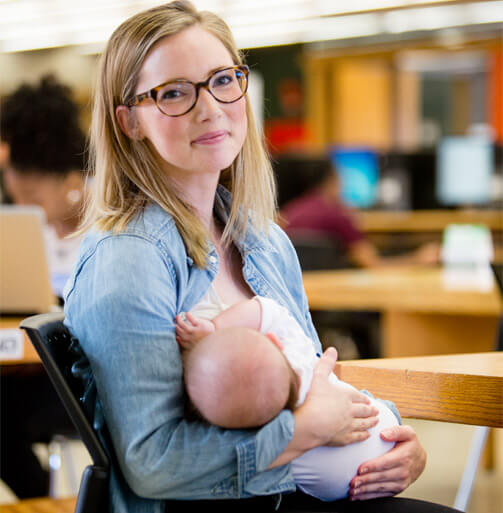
[
  {"left": 20, "top": 312, "right": 110, "bottom": 513},
  {"left": 290, "top": 232, "right": 350, "bottom": 272},
  {"left": 290, "top": 232, "right": 379, "bottom": 359}
]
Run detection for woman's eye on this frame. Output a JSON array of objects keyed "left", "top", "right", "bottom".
[
  {"left": 213, "top": 74, "right": 234, "bottom": 87},
  {"left": 161, "top": 89, "right": 184, "bottom": 100}
]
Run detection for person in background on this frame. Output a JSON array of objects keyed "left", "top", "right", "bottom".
[
  {"left": 0, "top": 75, "right": 87, "bottom": 298},
  {"left": 280, "top": 159, "right": 440, "bottom": 269},
  {"left": 0, "top": 75, "right": 84, "bottom": 499}
]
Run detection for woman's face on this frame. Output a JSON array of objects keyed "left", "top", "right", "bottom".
[
  {"left": 131, "top": 25, "right": 247, "bottom": 180},
  {"left": 3, "top": 167, "right": 76, "bottom": 225}
]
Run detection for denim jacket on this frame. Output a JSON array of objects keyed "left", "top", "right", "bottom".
[
  {"left": 64, "top": 186, "right": 322, "bottom": 512},
  {"left": 64, "top": 186, "right": 400, "bottom": 513}
]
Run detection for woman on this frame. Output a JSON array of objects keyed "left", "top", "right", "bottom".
[
  {"left": 1, "top": 75, "right": 87, "bottom": 298},
  {"left": 0, "top": 76, "right": 86, "bottom": 499},
  {"left": 64, "top": 2, "right": 457, "bottom": 512}
]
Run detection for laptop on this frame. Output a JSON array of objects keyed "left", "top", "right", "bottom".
[{"left": 0, "top": 205, "right": 55, "bottom": 315}]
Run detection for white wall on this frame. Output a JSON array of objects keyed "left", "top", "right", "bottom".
[{"left": 0, "top": 47, "right": 98, "bottom": 97}]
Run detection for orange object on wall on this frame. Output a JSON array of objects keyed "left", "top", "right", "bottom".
[{"left": 489, "top": 48, "right": 503, "bottom": 144}]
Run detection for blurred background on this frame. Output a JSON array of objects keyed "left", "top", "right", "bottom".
[
  {"left": 0, "top": 1, "right": 502, "bottom": 512},
  {"left": 1, "top": 1, "right": 502, "bottom": 214}
]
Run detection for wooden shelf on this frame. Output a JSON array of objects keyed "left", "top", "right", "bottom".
[{"left": 355, "top": 210, "right": 503, "bottom": 233}]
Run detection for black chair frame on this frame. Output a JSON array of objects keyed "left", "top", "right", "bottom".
[{"left": 21, "top": 312, "right": 109, "bottom": 513}]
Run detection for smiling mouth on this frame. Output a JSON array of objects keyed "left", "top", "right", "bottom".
[{"left": 192, "top": 131, "right": 228, "bottom": 145}]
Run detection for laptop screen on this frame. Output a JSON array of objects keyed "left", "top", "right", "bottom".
[{"left": 0, "top": 206, "right": 54, "bottom": 314}]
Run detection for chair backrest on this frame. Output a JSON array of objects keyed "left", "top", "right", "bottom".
[
  {"left": 21, "top": 313, "right": 110, "bottom": 513},
  {"left": 290, "top": 232, "right": 351, "bottom": 271}
]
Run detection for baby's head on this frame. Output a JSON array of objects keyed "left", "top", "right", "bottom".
[{"left": 183, "top": 326, "right": 299, "bottom": 428}]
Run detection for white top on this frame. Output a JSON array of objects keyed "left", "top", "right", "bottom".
[
  {"left": 190, "top": 283, "right": 230, "bottom": 320},
  {"left": 43, "top": 225, "right": 83, "bottom": 297},
  {"left": 255, "top": 295, "right": 335, "bottom": 405}
]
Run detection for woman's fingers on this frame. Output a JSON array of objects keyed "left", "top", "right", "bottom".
[
  {"left": 353, "top": 416, "right": 379, "bottom": 432},
  {"left": 380, "top": 424, "right": 415, "bottom": 443},
  {"left": 332, "top": 416, "right": 379, "bottom": 446},
  {"left": 349, "top": 467, "right": 409, "bottom": 500},
  {"left": 356, "top": 425, "right": 418, "bottom": 475},
  {"left": 347, "top": 387, "right": 372, "bottom": 405},
  {"left": 344, "top": 430, "right": 371, "bottom": 445},
  {"left": 351, "top": 402, "right": 379, "bottom": 419},
  {"left": 312, "top": 347, "right": 338, "bottom": 381},
  {"left": 348, "top": 425, "right": 427, "bottom": 499},
  {"left": 351, "top": 467, "right": 408, "bottom": 489}
]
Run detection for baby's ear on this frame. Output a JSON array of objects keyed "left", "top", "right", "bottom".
[
  {"left": 265, "top": 332, "right": 283, "bottom": 350},
  {"left": 116, "top": 105, "right": 144, "bottom": 140}
]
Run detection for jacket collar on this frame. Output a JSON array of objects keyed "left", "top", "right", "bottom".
[{"left": 214, "top": 184, "right": 277, "bottom": 256}]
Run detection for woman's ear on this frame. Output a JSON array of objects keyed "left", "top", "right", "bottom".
[{"left": 116, "top": 105, "right": 144, "bottom": 140}]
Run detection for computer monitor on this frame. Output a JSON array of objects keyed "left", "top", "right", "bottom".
[
  {"left": 330, "top": 148, "right": 379, "bottom": 209},
  {"left": 436, "top": 136, "right": 493, "bottom": 206}
]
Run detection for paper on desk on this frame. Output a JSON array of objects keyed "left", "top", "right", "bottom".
[
  {"left": 441, "top": 224, "right": 495, "bottom": 292},
  {"left": 0, "top": 329, "right": 24, "bottom": 360},
  {"left": 442, "top": 265, "right": 494, "bottom": 292}
]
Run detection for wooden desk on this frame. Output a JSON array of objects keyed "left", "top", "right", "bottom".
[
  {"left": 356, "top": 210, "right": 503, "bottom": 264},
  {"left": 303, "top": 267, "right": 503, "bottom": 356},
  {"left": 356, "top": 210, "right": 503, "bottom": 233},
  {"left": 335, "top": 352, "right": 503, "bottom": 428},
  {"left": 0, "top": 497, "right": 76, "bottom": 513},
  {"left": 0, "top": 317, "right": 40, "bottom": 365}
]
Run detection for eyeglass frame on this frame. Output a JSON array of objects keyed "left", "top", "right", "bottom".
[{"left": 126, "top": 64, "right": 250, "bottom": 117}]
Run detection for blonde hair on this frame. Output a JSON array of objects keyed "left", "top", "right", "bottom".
[{"left": 81, "top": 0, "right": 276, "bottom": 268}]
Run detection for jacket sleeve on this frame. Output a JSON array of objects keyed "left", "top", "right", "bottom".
[{"left": 64, "top": 233, "right": 296, "bottom": 499}]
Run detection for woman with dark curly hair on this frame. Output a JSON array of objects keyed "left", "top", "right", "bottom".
[
  {"left": 0, "top": 75, "right": 86, "bottom": 499},
  {"left": 1, "top": 75, "right": 88, "bottom": 298}
]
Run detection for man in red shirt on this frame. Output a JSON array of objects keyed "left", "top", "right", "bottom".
[{"left": 280, "top": 161, "right": 439, "bottom": 269}]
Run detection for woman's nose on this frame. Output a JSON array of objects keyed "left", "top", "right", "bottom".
[{"left": 193, "top": 88, "right": 223, "bottom": 122}]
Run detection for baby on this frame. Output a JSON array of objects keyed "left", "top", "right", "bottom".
[{"left": 175, "top": 295, "right": 399, "bottom": 501}]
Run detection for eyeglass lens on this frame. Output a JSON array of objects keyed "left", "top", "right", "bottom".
[{"left": 156, "top": 67, "right": 247, "bottom": 116}]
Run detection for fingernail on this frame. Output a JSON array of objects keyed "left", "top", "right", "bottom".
[
  {"left": 381, "top": 428, "right": 392, "bottom": 439},
  {"left": 360, "top": 467, "right": 368, "bottom": 474}
]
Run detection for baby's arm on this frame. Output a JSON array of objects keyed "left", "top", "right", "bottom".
[
  {"left": 175, "top": 312, "right": 215, "bottom": 349},
  {"left": 175, "top": 297, "right": 263, "bottom": 350}
]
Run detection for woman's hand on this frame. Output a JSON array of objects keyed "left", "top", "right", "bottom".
[
  {"left": 175, "top": 312, "right": 215, "bottom": 349},
  {"left": 298, "top": 347, "right": 380, "bottom": 447},
  {"left": 349, "top": 424, "right": 427, "bottom": 501},
  {"left": 269, "top": 348, "right": 379, "bottom": 468}
]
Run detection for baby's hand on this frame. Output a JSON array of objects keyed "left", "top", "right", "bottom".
[{"left": 175, "top": 312, "right": 215, "bottom": 350}]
